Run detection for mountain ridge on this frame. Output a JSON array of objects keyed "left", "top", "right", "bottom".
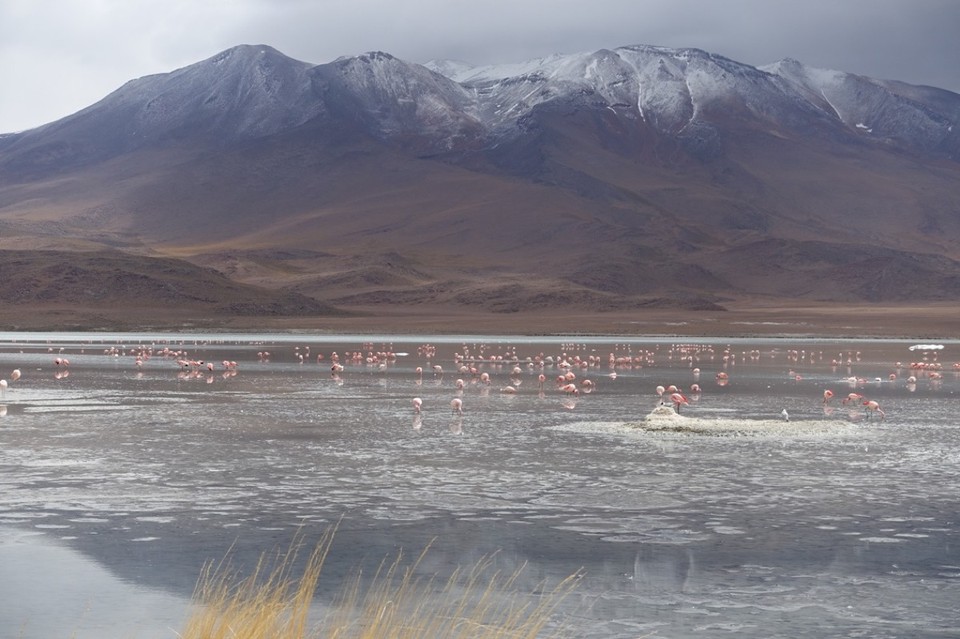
[{"left": 1, "top": 42, "right": 959, "bottom": 331}]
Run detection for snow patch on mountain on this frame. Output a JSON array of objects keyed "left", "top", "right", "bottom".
[
  {"left": 762, "top": 57, "right": 957, "bottom": 152},
  {"left": 327, "top": 51, "right": 482, "bottom": 144},
  {"left": 6, "top": 42, "right": 958, "bottom": 165}
]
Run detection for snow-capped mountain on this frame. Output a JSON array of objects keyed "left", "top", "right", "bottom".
[
  {"left": 34, "top": 46, "right": 320, "bottom": 150},
  {"left": 426, "top": 44, "right": 958, "bottom": 155},
  {"left": 4, "top": 43, "right": 957, "bottom": 168},
  {"left": 2, "top": 43, "right": 960, "bottom": 318}
]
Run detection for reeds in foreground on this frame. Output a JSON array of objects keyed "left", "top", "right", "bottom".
[{"left": 178, "top": 527, "right": 580, "bottom": 639}]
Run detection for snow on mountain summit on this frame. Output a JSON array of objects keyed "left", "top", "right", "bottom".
[
  {"left": 426, "top": 44, "right": 818, "bottom": 134},
  {"left": 5, "top": 42, "right": 957, "bottom": 165},
  {"left": 320, "top": 51, "right": 482, "bottom": 143},
  {"left": 420, "top": 45, "right": 958, "bottom": 152},
  {"left": 761, "top": 57, "right": 957, "bottom": 150},
  {"left": 47, "top": 43, "right": 322, "bottom": 146}
]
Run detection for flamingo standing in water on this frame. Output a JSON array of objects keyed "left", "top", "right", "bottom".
[
  {"left": 669, "top": 392, "right": 689, "bottom": 414},
  {"left": 842, "top": 392, "right": 864, "bottom": 405},
  {"left": 412, "top": 397, "right": 423, "bottom": 413},
  {"left": 450, "top": 398, "right": 463, "bottom": 415},
  {"left": 560, "top": 383, "right": 579, "bottom": 396},
  {"left": 823, "top": 389, "right": 834, "bottom": 404},
  {"left": 863, "top": 400, "right": 885, "bottom": 419},
  {"left": 10, "top": 369, "right": 21, "bottom": 382}
]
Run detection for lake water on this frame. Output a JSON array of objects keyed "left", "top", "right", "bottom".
[{"left": 0, "top": 332, "right": 958, "bottom": 638}]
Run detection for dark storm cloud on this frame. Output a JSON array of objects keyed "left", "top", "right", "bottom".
[{"left": 1, "top": 0, "right": 957, "bottom": 133}]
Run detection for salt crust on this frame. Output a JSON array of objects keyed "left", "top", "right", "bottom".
[{"left": 555, "top": 405, "right": 860, "bottom": 438}]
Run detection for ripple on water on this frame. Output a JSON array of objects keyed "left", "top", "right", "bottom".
[{"left": 860, "top": 536, "right": 903, "bottom": 543}]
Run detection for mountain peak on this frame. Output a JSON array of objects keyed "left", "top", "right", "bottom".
[
  {"left": 206, "top": 43, "right": 290, "bottom": 63},
  {"left": 356, "top": 50, "right": 397, "bottom": 63}
]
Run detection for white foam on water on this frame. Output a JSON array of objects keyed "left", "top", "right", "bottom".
[
  {"left": 553, "top": 406, "right": 864, "bottom": 438},
  {"left": 24, "top": 405, "right": 139, "bottom": 414},
  {"left": 713, "top": 526, "right": 747, "bottom": 535},
  {"left": 134, "top": 516, "right": 175, "bottom": 524}
]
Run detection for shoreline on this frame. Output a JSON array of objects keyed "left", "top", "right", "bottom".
[{"left": 0, "top": 301, "right": 957, "bottom": 339}]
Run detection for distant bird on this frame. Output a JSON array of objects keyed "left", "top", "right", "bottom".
[
  {"left": 0, "top": 379, "right": 6, "bottom": 394},
  {"left": 669, "top": 392, "right": 689, "bottom": 414},
  {"left": 781, "top": 408, "right": 790, "bottom": 422},
  {"left": 863, "top": 400, "right": 885, "bottom": 419},
  {"left": 842, "top": 392, "right": 864, "bottom": 405},
  {"left": 450, "top": 398, "right": 463, "bottom": 415},
  {"left": 412, "top": 397, "right": 422, "bottom": 413},
  {"left": 560, "top": 383, "right": 579, "bottom": 396},
  {"left": 10, "top": 369, "right": 21, "bottom": 382},
  {"left": 823, "top": 389, "right": 834, "bottom": 403}
]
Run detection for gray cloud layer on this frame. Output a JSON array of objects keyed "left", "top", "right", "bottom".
[{"left": 1, "top": 0, "right": 958, "bottom": 133}]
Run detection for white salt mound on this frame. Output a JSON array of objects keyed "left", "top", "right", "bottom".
[{"left": 625, "top": 404, "right": 852, "bottom": 437}]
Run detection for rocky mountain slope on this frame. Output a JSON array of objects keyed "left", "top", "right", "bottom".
[{"left": 1, "top": 43, "right": 959, "bottom": 328}]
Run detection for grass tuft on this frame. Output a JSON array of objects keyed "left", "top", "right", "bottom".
[{"left": 177, "top": 527, "right": 580, "bottom": 639}]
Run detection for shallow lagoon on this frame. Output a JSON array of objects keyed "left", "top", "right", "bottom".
[{"left": 0, "top": 332, "right": 958, "bottom": 638}]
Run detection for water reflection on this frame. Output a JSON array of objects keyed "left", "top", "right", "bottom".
[{"left": 0, "top": 529, "right": 186, "bottom": 639}]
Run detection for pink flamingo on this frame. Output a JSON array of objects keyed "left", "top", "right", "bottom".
[
  {"left": 823, "top": 389, "right": 834, "bottom": 403},
  {"left": 842, "top": 392, "right": 863, "bottom": 405},
  {"left": 669, "top": 392, "right": 689, "bottom": 414},
  {"left": 412, "top": 397, "right": 423, "bottom": 413},
  {"left": 450, "top": 398, "right": 463, "bottom": 415},
  {"left": 863, "top": 400, "right": 885, "bottom": 419},
  {"left": 560, "top": 383, "right": 579, "bottom": 396}
]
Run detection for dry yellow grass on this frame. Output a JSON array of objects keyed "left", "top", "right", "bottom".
[{"left": 177, "top": 528, "right": 581, "bottom": 639}]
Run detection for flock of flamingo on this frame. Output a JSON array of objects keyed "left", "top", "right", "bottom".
[{"left": 0, "top": 340, "right": 955, "bottom": 423}]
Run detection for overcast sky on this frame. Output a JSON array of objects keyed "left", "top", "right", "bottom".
[{"left": 2, "top": 0, "right": 958, "bottom": 133}]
